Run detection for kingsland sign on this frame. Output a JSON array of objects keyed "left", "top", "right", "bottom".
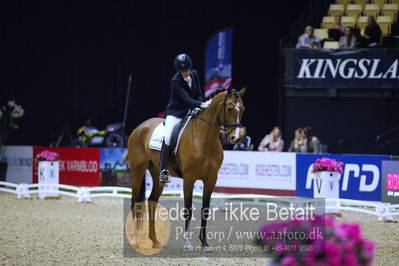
[
  {"left": 297, "top": 59, "right": 399, "bottom": 79},
  {"left": 284, "top": 48, "right": 399, "bottom": 89}
]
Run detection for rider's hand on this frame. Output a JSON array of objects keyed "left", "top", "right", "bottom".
[
  {"left": 200, "top": 99, "right": 212, "bottom": 109},
  {"left": 192, "top": 107, "right": 201, "bottom": 115}
]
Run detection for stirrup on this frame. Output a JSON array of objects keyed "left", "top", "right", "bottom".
[{"left": 160, "top": 169, "right": 171, "bottom": 184}]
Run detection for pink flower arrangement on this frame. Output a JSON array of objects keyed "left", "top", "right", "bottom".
[
  {"left": 36, "top": 150, "right": 59, "bottom": 162},
  {"left": 257, "top": 215, "right": 374, "bottom": 266},
  {"left": 312, "top": 157, "right": 344, "bottom": 174}
]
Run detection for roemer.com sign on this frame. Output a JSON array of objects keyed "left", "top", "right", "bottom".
[
  {"left": 284, "top": 48, "right": 399, "bottom": 89},
  {"left": 216, "top": 151, "right": 296, "bottom": 195}
]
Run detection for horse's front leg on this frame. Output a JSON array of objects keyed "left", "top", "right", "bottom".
[
  {"left": 183, "top": 179, "right": 194, "bottom": 252},
  {"left": 199, "top": 178, "right": 216, "bottom": 252}
]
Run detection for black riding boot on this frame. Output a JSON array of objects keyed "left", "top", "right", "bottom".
[{"left": 159, "top": 140, "right": 171, "bottom": 183}]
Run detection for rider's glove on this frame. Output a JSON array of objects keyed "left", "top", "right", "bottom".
[{"left": 200, "top": 99, "right": 212, "bottom": 109}]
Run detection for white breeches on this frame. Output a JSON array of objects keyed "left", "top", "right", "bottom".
[{"left": 164, "top": 115, "right": 182, "bottom": 146}]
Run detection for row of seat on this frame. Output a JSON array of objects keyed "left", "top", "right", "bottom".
[
  {"left": 314, "top": 28, "right": 360, "bottom": 40},
  {"left": 328, "top": 3, "right": 398, "bottom": 19},
  {"left": 336, "top": 0, "right": 399, "bottom": 5},
  {"left": 323, "top": 41, "right": 341, "bottom": 49},
  {"left": 321, "top": 15, "right": 393, "bottom": 34}
]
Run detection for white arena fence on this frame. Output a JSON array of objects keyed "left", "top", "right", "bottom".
[{"left": 1, "top": 181, "right": 398, "bottom": 222}]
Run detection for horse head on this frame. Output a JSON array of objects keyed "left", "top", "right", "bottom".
[{"left": 215, "top": 86, "right": 246, "bottom": 144}]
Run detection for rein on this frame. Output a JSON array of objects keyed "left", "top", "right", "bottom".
[
  {"left": 195, "top": 93, "right": 242, "bottom": 133},
  {"left": 196, "top": 116, "right": 225, "bottom": 131}
]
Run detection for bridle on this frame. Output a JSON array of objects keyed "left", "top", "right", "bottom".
[{"left": 196, "top": 90, "right": 242, "bottom": 135}]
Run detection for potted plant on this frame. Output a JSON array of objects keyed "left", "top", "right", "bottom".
[
  {"left": 257, "top": 215, "right": 375, "bottom": 266},
  {"left": 0, "top": 101, "right": 25, "bottom": 181},
  {"left": 36, "top": 150, "right": 60, "bottom": 199},
  {"left": 311, "top": 157, "right": 343, "bottom": 199}
]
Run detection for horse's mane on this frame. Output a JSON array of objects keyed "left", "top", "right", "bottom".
[
  {"left": 205, "top": 87, "right": 241, "bottom": 102},
  {"left": 205, "top": 89, "right": 226, "bottom": 101}
]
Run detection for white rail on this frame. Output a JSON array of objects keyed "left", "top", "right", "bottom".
[{"left": 1, "top": 181, "right": 398, "bottom": 221}]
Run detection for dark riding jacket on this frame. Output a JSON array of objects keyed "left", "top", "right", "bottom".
[{"left": 166, "top": 70, "right": 203, "bottom": 118}]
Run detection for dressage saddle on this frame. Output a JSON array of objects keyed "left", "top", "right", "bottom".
[
  {"left": 163, "top": 109, "right": 199, "bottom": 177},
  {"left": 164, "top": 108, "right": 199, "bottom": 155}
]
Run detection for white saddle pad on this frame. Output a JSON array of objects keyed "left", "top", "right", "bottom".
[{"left": 148, "top": 117, "right": 192, "bottom": 155}]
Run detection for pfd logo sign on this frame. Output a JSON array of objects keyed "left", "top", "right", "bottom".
[
  {"left": 305, "top": 164, "right": 380, "bottom": 192},
  {"left": 296, "top": 154, "right": 389, "bottom": 201}
]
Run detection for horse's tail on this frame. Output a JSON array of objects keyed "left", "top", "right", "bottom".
[
  {"left": 123, "top": 150, "right": 129, "bottom": 165},
  {"left": 127, "top": 117, "right": 162, "bottom": 206},
  {"left": 129, "top": 170, "right": 147, "bottom": 207}
]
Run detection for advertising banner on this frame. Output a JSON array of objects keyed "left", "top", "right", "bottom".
[
  {"left": 284, "top": 48, "right": 399, "bottom": 89},
  {"left": 381, "top": 160, "right": 399, "bottom": 204},
  {"left": 3, "top": 146, "right": 33, "bottom": 184},
  {"left": 214, "top": 151, "right": 296, "bottom": 196},
  {"left": 99, "top": 148, "right": 204, "bottom": 194},
  {"left": 100, "top": 148, "right": 130, "bottom": 186},
  {"left": 144, "top": 172, "right": 204, "bottom": 195},
  {"left": 296, "top": 154, "right": 390, "bottom": 201},
  {"left": 145, "top": 151, "right": 295, "bottom": 196},
  {"left": 33, "top": 147, "right": 100, "bottom": 186},
  {"left": 204, "top": 27, "right": 233, "bottom": 97}
]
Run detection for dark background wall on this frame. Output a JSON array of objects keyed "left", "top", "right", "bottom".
[
  {"left": 283, "top": 97, "right": 399, "bottom": 154},
  {"left": 3, "top": 0, "right": 397, "bottom": 154},
  {"left": 2, "top": 0, "right": 310, "bottom": 148}
]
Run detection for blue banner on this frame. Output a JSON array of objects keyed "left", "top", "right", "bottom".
[
  {"left": 296, "top": 154, "right": 390, "bottom": 201},
  {"left": 204, "top": 27, "right": 233, "bottom": 97}
]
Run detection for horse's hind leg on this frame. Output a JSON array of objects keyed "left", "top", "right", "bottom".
[
  {"left": 130, "top": 162, "right": 147, "bottom": 247},
  {"left": 130, "top": 163, "right": 147, "bottom": 215},
  {"left": 147, "top": 163, "right": 164, "bottom": 249}
]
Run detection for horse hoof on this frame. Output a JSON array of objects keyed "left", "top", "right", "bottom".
[
  {"left": 184, "top": 245, "right": 194, "bottom": 252},
  {"left": 152, "top": 242, "right": 163, "bottom": 249},
  {"left": 202, "top": 246, "right": 213, "bottom": 252}
]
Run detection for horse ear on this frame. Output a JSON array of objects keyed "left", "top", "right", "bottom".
[
  {"left": 239, "top": 87, "right": 247, "bottom": 97},
  {"left": 227, "top": 85, "right": 232, "bottom": 95}
]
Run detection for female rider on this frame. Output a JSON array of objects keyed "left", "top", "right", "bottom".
[{"left": 159, "top": 54, "right": 212, "bottom": 183}]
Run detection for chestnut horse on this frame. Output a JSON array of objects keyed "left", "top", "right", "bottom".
[{"left": 127, "top": 87, "right": 246, "bottom": 251}]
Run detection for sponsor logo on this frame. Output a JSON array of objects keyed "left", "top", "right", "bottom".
[
  {"left": 387, "top": 174, "right": 399, "bottom": 191},
  {"left": 217, "top": 31, "right": 226, "bottom": 63},
  {"left": 219, "top": 163, "right": 249, "bottom": 176},
  {"left": 255, "top": 164, "right": 293, "bottom": 177},
  {"left": 6, "top": 156, "right": 32, "bottom": 167},
  {"left": 297, "top": 58, "right": 399, "bottom": 79},
  {"left": 305, "top": 163, "right": 380, "bottom": 192},
  {"left": 59, "top": 160, "right": 98, "bottom": 173},
  {"left": 177, "top": 54, "right": 185, "bottom": 61}
]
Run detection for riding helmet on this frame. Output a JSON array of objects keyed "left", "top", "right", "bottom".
[{"left": 174, "top": 54, "right": 192, "bottom": 72}]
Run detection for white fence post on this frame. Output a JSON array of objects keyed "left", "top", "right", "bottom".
[
  {"left": 17, "top": 183, "right": 30, "bottom": 199},
  {"left": 377, "top": 203, "right": 394, "bottom": 221},
  {"left": 1, "top": 181, "right": 399, "bottom": 222},
  {"left": 78, "top": 187, "right": 92, "bottom": 203}
]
